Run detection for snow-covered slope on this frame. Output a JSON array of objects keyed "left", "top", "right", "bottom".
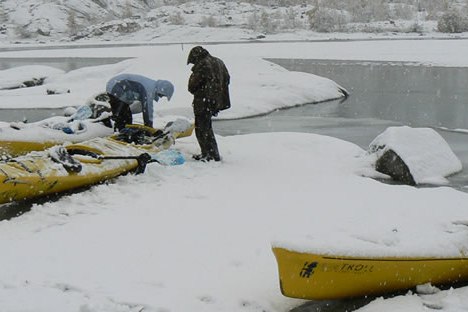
[
  {"left": 2, "top": 0, "right": 151, "bottom": 38},
  {"left": 0, "top": 0, "right": 464, "bottom": 44}
]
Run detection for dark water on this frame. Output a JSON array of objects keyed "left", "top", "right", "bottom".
[
  {"left": 268, "top": 59, "right": 468, "bottom": 130},
  {"left": 0, "top": 57, "right": 130, "bottom": 72},
  {"left": 214, "top": 59, "right": 468, "bottom": 192},
  {"left": 1, "top": 107, "right": 66, "bottom": 123}
]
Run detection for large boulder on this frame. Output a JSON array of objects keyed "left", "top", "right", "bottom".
[{"left": 369, "top": 126, "right": 462, "bottom": 185}]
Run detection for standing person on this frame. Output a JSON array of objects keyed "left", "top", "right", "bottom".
[
  {"left": 106, "top": 73, "right": 174, "bottom": 131},
  {"left": 187, "top": 46, "right": 231, "bottom": 162}
]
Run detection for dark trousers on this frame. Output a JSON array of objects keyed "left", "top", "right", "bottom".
[
  {"left": 194, "top": 110, "right": 220, "bottom": 160},
  {"left": 108, "top": 94, "right": 132, "bottom": 131}
]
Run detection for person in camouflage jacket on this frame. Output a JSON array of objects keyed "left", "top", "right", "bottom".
[{"left": 187, "top": 46, "right": 231, "bottom": 162}]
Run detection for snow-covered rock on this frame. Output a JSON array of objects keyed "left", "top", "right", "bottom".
[
  {"left": 369, "top": 126, "right": 462, "bottom": 185},
  {"left": 0, "top": 65, "right": 64, "bottom": 90}
]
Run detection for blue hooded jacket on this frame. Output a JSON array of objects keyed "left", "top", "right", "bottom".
[{"left": 106, "top": 73, "right": 174, "bottom": 127}]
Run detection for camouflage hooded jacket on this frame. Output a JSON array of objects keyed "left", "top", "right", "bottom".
[{"left": 187, "top": 46, "right": 231, "bottom": 116}]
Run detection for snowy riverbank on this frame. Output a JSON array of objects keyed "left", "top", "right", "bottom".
[{"left": 0, "top": 38, "right": 468, "bottom": 312}]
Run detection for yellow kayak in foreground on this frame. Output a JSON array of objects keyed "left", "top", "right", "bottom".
[
  {"left": 0, "top": 121, "right": 193, "bottom": 205},
  {"left": 272, "top": 247, "right": 468, "bottom": 300}
]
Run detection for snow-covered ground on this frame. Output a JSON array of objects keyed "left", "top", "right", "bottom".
[
  {"left": 1, "top": 25, "right": 468, "bottom": 312},
  {"left": 2, "top": 0, "right": 468, "bottom": 45},
  {"left": 0, "top": 45, "right": 345, "bottom": 118}
]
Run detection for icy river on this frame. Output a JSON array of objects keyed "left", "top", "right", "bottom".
[{"left": 215, "top": 59, "right": 468, "bottom": 192}]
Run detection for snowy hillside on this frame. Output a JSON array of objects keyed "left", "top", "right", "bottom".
[{"left": 1, "top": 0, "right": 468, "bottom": 44}]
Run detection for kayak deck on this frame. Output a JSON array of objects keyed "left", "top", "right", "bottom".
[
  {"left": 272, "top": 247, "right": 468, "bottom": 300},
  {"left": 0, "top": 120, "right": 194, "bottom": 157},
  {"left": 0, "top": 123, "right": 193, "bottom": 204}
]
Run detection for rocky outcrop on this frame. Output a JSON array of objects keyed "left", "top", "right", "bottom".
[
  {"left": 369, "top": 126, "right": 462, "bottom": 186},
  {"left": 374, "top": 149, "right": 416, "bottom": 185}
]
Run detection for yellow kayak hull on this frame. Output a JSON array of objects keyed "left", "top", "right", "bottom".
[
  {"left": 0, "top": 124, "right": 193, "bottom": 205},
  {"left": 0, "top": 141, "right": 58, "bottom": 157},
  {"left": 272, "top": 247, "right": 468, "bottom": 300},
  {"left": 0, "top": 122, "right": 194, "bottom": 157}
]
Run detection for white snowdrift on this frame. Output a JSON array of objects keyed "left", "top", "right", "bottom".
[
  {"left": 0, "top": 132, "right": 467, "bottom": 312},
  {"left": 0, "top": 38, "right": 467, "bottom": 312},
  {"left": 369, "top": 126, "right": 462, "bottom": 185},
  {"left": 0, "top": 65, "right": 64, "bottom": 90},
  {"left": 0, "top": 50, "right": 346, "bottom": 122}
]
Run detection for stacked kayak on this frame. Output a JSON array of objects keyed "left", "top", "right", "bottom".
[
  {"left": 0, "top": 117, "right": 193, "bottom": 157},
  {"left": 0, "top": 119, "right": 113, "bottom": 157},
  {"left": 0, "top": 102, "right": 194, "bottom": 157},
  {"left": 0, "top": 120, "right": 193, "bottom": 205},
  {"left": 272, "top": 247, "right": 468, "bottom": 300},
  {"left": 0, "top": 105, "right": 113, "bottom": 157}
]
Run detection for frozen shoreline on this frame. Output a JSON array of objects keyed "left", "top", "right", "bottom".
[{"left": 0, "top": 36, "right": 467, "bottom": 312}]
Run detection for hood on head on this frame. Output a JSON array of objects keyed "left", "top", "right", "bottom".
[
  {"left": 187, "top": 46, "right": 209, "bottom": 65},
  {"left": 155, "top": 80, "right": 175, "bottom": 101}
]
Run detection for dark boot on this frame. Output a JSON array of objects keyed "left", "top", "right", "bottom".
[
  {"left": 192, "top": 154, "right": 220, "bottom": 162},
  {"left": 192, "top": 154, "right": 206, "bottom": 161}
]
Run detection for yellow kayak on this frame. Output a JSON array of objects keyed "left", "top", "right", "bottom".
[
  {"left": 1, "top": 140, "right": 59, "bottom": 157},
  {"left": 0, "top": 115, "right": 113, "bottom": 157},
  {"left": 0, "top": 117, "right": 193, "bottom": 157},
  {"left": 272, "top": 247, "right": 468, "bottom": 300},
  {"left": 0, "top": 121, "right": 193, "bottom": 205}
]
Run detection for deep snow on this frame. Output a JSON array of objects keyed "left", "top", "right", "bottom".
[{"left": 0, "top": 32, "right": 468, "bottom": 312}]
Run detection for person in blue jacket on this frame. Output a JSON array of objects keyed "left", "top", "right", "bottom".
[{"left": 106, "top": 73, "right": 174, "bottom": 131}]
